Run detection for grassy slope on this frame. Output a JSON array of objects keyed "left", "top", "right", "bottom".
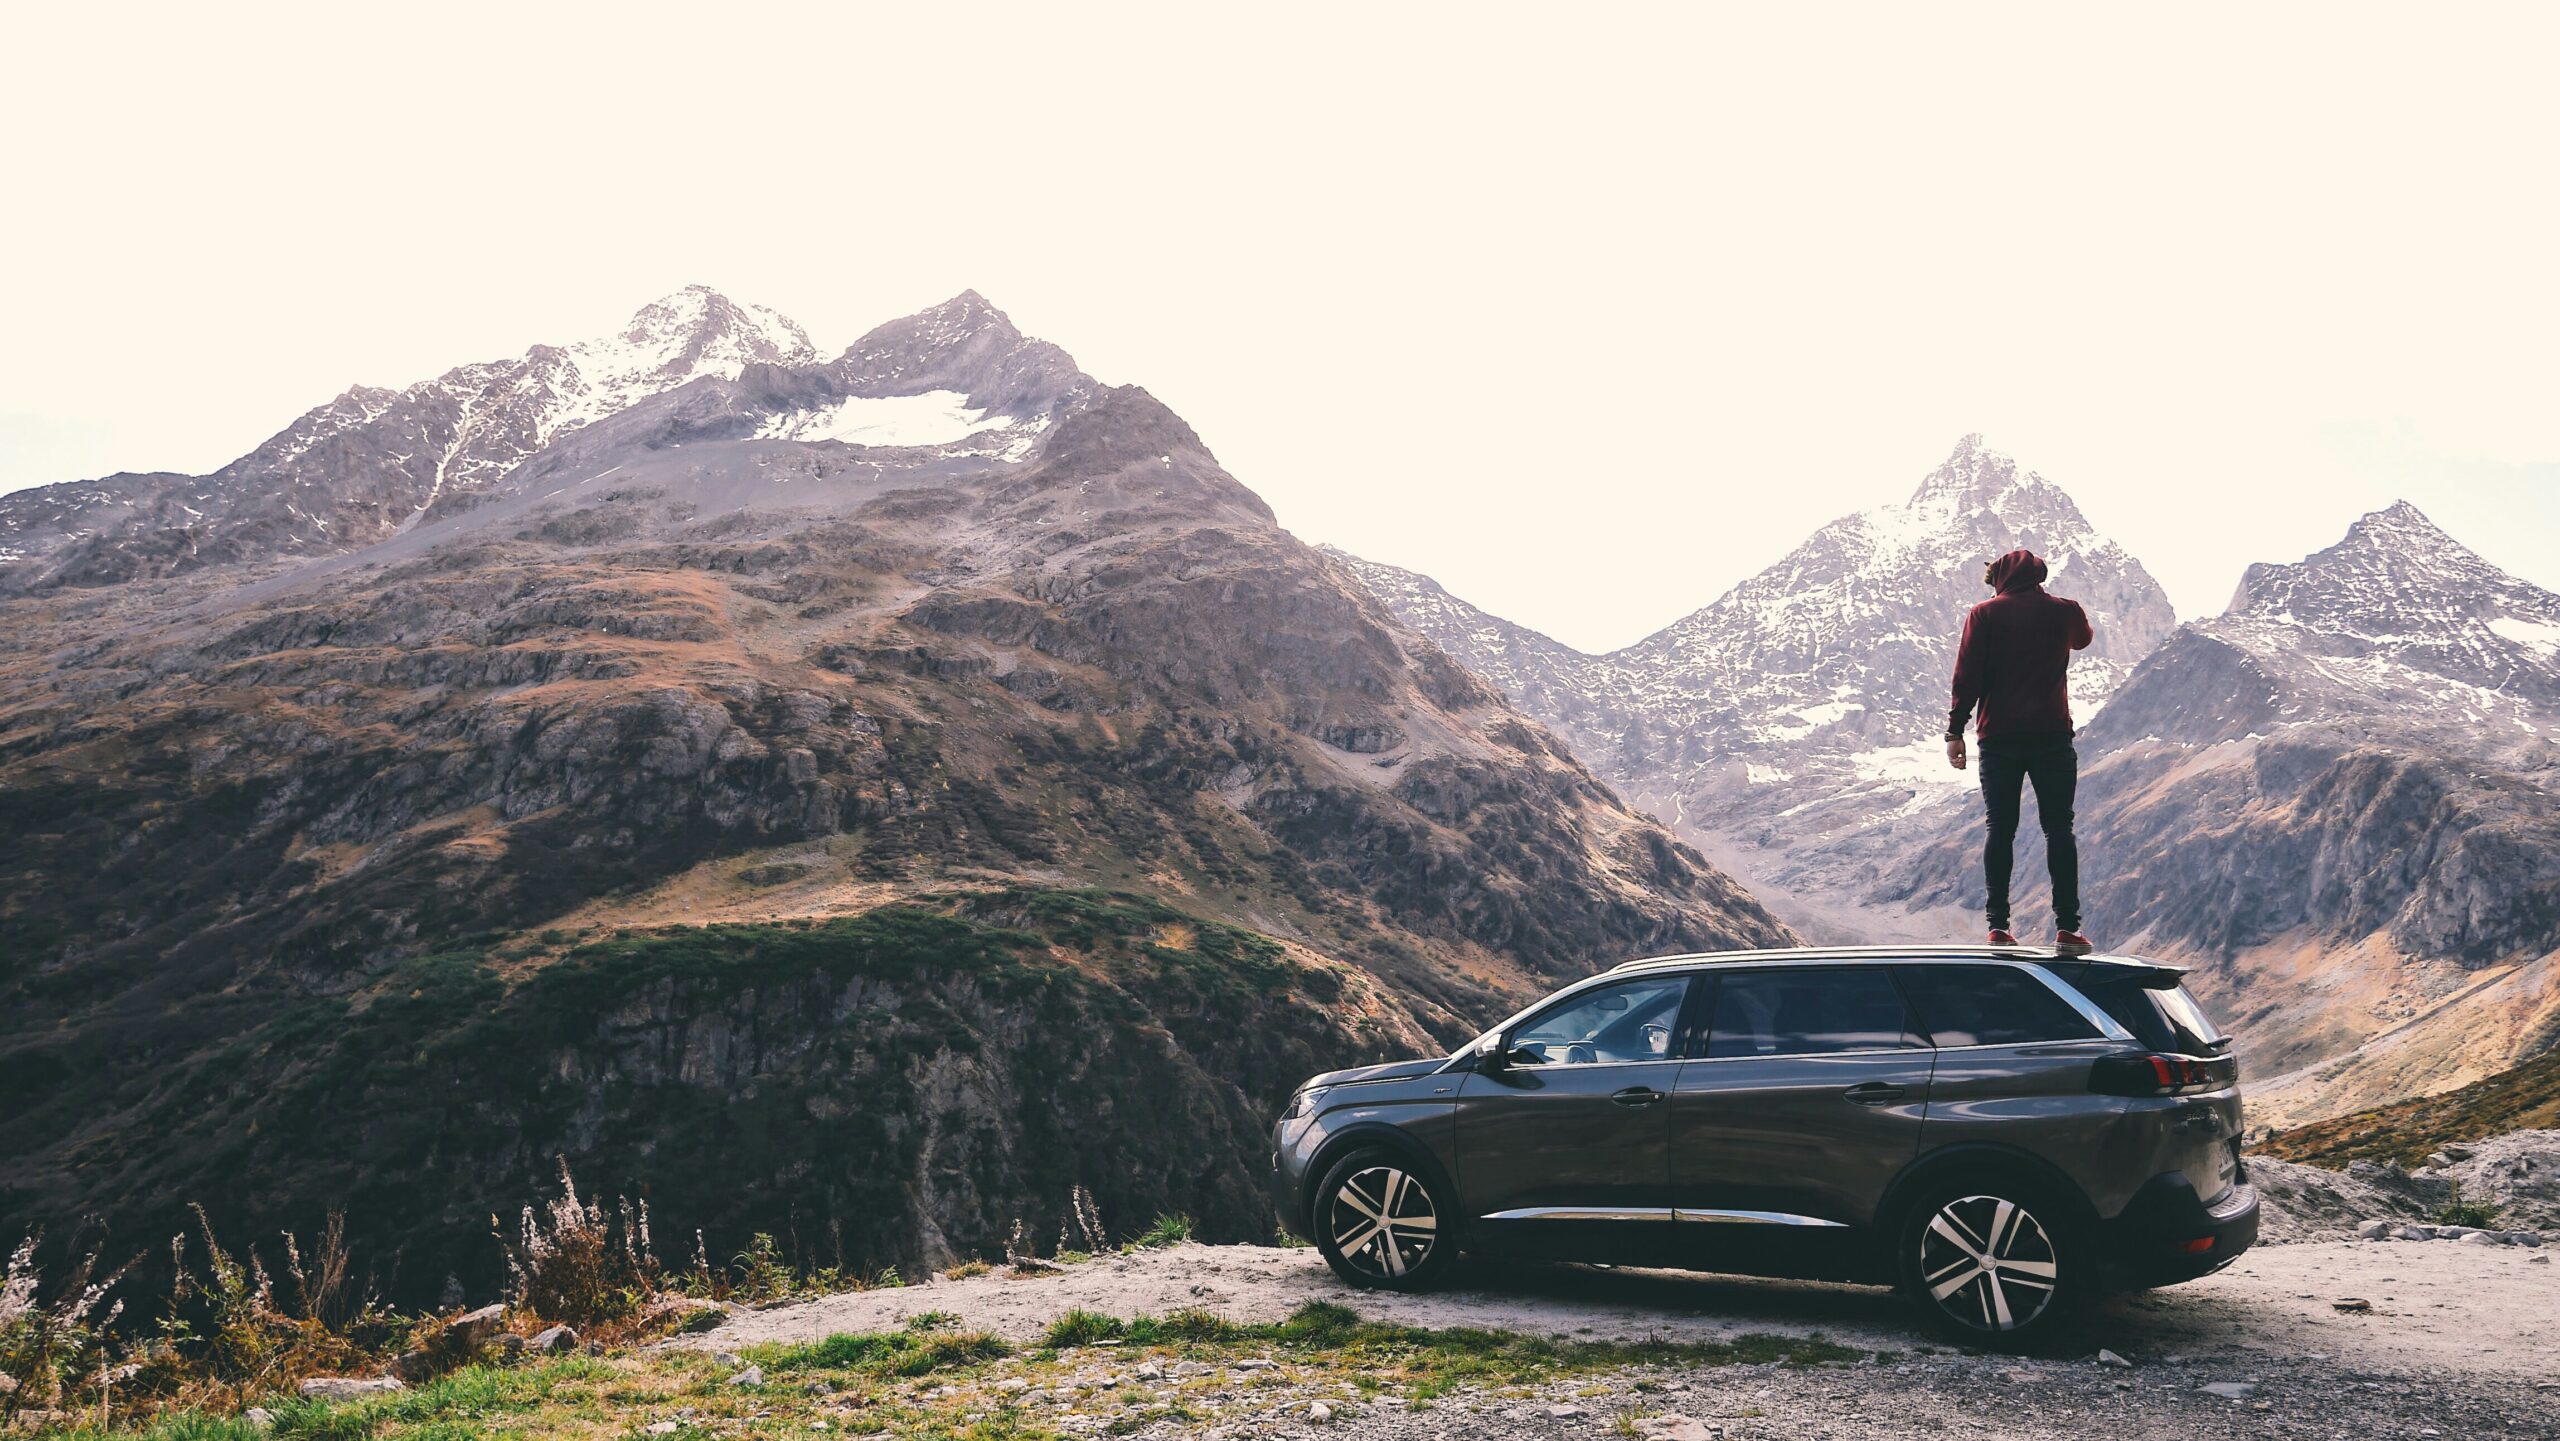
[
  {"left": 2256, "top": 1044, "right": 2560, "bottom": 1168},
  {"left": 42, "top": 1302, "right": 1867, "bottom": 1441},
  {"left": 0, "top": 889, "right": 1426, "bottom": 1307}
]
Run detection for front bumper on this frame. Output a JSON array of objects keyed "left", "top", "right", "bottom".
[
  {"left": 2099, "top": 1171, "right": 2259, "bottom": 1289},
  {"left": 1269, "top": 1126, "right": 1314, "bottom": 1242}
]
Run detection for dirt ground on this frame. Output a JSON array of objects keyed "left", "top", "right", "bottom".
[
  {"left": 692, "top": 1239, "right": 2558, "bottom": 1379},
  {"left": 679, "top": 1240, "right": 2560, "bottom": 1438}
]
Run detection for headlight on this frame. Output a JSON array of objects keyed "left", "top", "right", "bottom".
[{"left": 1282, "top": 1086, "right": 1328, "bottom": 1121}]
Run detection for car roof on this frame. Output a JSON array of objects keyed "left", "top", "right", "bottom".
[{"left": 1603, "top": 944, "right": 2183, "bottom": 976}]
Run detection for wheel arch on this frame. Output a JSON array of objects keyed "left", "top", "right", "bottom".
[
  {"left": 1301, "top": 1123, "right": 1460, "bottom": 1239},
  {"left": 1876, "top": 1142, "right": 2101, "bottom": 1241}
]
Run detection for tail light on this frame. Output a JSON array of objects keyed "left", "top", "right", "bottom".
[{"left": 2090, "top": 1052, "right": 2238, "bottom": 1096}]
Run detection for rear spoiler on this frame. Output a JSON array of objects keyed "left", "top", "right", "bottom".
[{"left": 2042, "top": 957, "right": 2188, "bottom": 991}]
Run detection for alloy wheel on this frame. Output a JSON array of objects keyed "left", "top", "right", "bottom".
[
  {"left": 1326, "top": 1164, "right": 1438, "bottom": 1280},
  {"left": 1916, "top": 1194, "right": 2061, "bottom": 1332}
]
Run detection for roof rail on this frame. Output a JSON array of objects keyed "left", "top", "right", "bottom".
[{"left": 1602, "top": 943, "right": 2160, "bottom": 973}]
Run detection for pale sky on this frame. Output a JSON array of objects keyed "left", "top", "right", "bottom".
[{"left": 3, "top": 4, "right": 2553, "bottom": 652}]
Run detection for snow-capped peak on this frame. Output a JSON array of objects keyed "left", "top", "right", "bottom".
[
  {"left": 620, "top": 284, "right": 817, "bottom": 365},
  {"left": 2205, "top": 500, "right": 2560, "bottom": 720},
  {"left": 1905, "top": 433, "right": 2043, "bottom": 510},
  {"left": 839, "top": 290, "right": 1022, "bottom": 365},
  {"left": 2229, "top": 500, "right": 2529, "bottom": 627}
]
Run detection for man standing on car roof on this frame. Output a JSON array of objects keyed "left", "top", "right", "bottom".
[{"left": 1946, "top": 548, "right": 2095, "bottom": 954}]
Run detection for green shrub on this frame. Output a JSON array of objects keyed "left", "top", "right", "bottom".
[
  {"left": 1128, "top": 1214, "right": 1193, "bottom": 1250},
  {"left": 2436, "top": 1185, "right": 2502, "bottom": 1228},
  {"left": 1041, "top": 1310, "right": 1125, "bottom": 1348}
]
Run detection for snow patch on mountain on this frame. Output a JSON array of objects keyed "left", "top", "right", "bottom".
[{"left": 756, "top": 389, "right": 1047, "bottom": 452}]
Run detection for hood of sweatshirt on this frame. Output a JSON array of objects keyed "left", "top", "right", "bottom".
[{"left": 1989, "top": 548, "right": 2049, "bottom": 593}]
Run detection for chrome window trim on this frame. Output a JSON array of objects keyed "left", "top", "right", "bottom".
[
  {"left": 1679, "top": 1046, "right": 1925, "bottom": 1065},
  {"left": 1927, "top": 1039, "right": 2132, "bottom": 1055},
  {"left": 1474, "top": 1057, "right": 1687, "bottom": 1073},
  {"left": 2011, "top": 962, "right": 2137, "bottom": 1042}
]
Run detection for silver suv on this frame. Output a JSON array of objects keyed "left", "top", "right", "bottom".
[{"left": 1270, "top": 946, "right": 2256, "bottom": 1344}]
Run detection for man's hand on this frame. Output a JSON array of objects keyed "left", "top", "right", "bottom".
[{"left": 1946, "top": 736, "right": 1968, "bottom": 771}]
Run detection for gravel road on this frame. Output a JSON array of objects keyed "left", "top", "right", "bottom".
[{"left": 683, "top": 1240, "right": 2560, "bottom": 1437}]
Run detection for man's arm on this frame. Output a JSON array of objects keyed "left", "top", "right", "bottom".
[
  {"left": 1946, "top": 607, "right": 1982, "bottom": 768},
  {"left": 1948, "top": 607, "right": 1984, "bottom": 737},
  {"left": 2068, "top": 599, "right": 2093, "bottom": 651}
]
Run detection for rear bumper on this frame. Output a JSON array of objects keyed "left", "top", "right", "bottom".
[{"left": 2099, "top": 1172, "right": 2258, "bottom": 1288}]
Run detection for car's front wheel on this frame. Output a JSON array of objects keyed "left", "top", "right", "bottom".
[
  {"left": 1312, "top": 1148, "right": 1456, "bottom": 1291},
  {"left": 1897, "top": 1180, "right": 2086, "bottom": 1347}
]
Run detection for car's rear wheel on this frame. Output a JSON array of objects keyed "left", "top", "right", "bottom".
[
  {"left": 1312, "top": 1148, "right": 1456, "bottom": 1291},
  {"left": 1898, "top": 1180, "right": 2085, "bottom": 1347}
]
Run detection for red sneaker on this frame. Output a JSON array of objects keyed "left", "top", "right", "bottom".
[
  {"left": 1987, "top": 929, "right": 2018, "bottom": 946},
  {"left": 2055, "top": 930, "right": 2094, "bottom": 955}
]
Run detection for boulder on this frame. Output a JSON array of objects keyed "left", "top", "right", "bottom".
[
  {"left": 299, "top": 1376, "right": 406, "bottom": 1401},
  {"left": 451, "top": 1303, "right": 508, "bottom": 1346}
]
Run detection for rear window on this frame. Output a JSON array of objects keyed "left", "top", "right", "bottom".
[
  {"left": 1895, "top": 965, "right": 2101, "bottom": 1047},
  {"left": 2085, "top": 981, "right": 2226, "bottom": 1054},
  {"left": 1705, "top": 968, "right": 1920, "bottom": 1057}
]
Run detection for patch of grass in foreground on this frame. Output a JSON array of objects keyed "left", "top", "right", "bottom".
[
  {"left": 55, "top": 1304, "right": 1864, "bottom": 1439},
  {"left": 1037, "top": 1299, "right": 1864, "bottom": 1399},
  {"left": 748, "top": 1323, "right": 1013, "bottom": 1376}
]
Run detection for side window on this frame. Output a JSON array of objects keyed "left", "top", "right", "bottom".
[
  {"left": 1512, "top": 976, "right": 1690, "bottom": 1065},
  {"left": 1896, "top": 965, "right": 2102, "bottom": 1047},
  {"left": 1705, "top": 969, "right": 1917, "bottom": 1058}
]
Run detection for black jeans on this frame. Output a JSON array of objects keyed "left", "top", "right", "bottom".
[{"left": 1979, "top": 732, "right": 2080, "bottom": 933}]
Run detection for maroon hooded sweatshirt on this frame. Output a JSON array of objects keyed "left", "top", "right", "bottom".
[{"left": 1946, "top": 549, "right": 2093, "bottom": 741}]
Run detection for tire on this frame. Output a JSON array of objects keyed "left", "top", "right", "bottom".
[
  {"left": 1896, "top": 1177, "right": 2088, "bottom": 1348},
  {"left": 1311, "top": 1147, "right": 1458, "bottom": 1291}
]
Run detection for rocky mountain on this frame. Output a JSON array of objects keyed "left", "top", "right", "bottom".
[
  {"left": 0, "top": 292, "right": 1786, "bottom": 1298},
  {"left": 0, "top": 286, "right": 819, "bottom": 590},
  {"left": 1874, "top": 502, "right": 2560, "bottom": 1123},
  {"left": 1343, "top": 436, "right": 2177, "bottom": 935},
  {"left": 1347, "top": 453, "right": 2560, "bottom": 1124}
]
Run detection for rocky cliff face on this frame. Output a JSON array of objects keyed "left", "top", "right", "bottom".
[{"left": 0, "top": 293, "right": 1787, "bottom": 1294}]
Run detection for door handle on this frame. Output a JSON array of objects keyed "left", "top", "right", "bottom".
[
  {"left": 1843, "top": 1082, "right": 1904, "bottom": 1105},
  {"left": 1610, "top": 1086, "right": 1663, "bottom": 1108}
]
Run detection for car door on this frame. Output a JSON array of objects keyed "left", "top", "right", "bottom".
[
  {"left": 1454, "top": 973, "right": 1692, "bottom": 1232},
  {"left": 1669, "top": 965, "right": 1935, "bottom": 1232}
]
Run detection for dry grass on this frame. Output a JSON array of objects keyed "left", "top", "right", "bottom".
[{"left": 0, "top": 1159, "right": 911, "bottom": 1431}]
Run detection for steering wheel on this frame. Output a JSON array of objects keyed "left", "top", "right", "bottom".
[{"left": 1566, "top": 1042, "right": 1598, "bottom": 1066}]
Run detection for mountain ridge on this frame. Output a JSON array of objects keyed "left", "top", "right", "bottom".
[{"left": 0, "top": 289, "right": 1788, "bottom": 1294}]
